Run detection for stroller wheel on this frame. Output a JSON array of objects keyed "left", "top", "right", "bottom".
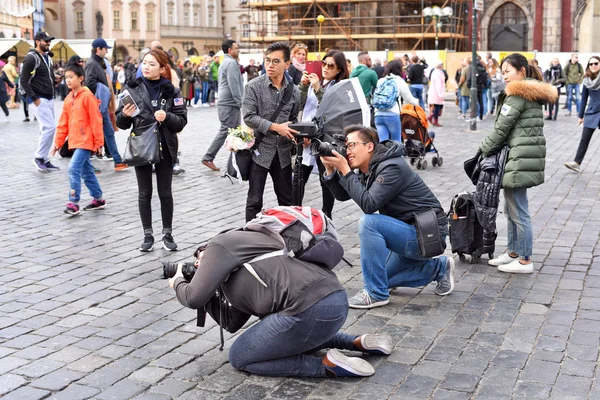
[
  {"left": 432, "top": 157, "right": 438, "bottom": 167},
  {"left": 416, "top": 159, "right": 422, "bottom": 169},
  {"left": 437, "top": 157, "right": 444, "bottom": 167},
  {"left": 421, "top": 160, "right": 427, "bottom": 170}
]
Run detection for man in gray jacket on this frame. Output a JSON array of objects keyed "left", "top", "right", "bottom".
[{"left": 202, "top": 40, "right": 244, "bottom": 171}]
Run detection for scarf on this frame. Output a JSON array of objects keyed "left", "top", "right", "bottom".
[
  {"left": 292, "top": 59, "right": 306, "bottom": 72},
  {"left": 583, "top": 74, "right": 600, "bottom": 91},
  {"left": 142, "top": 76, "right": 169, "bottom": 109}
]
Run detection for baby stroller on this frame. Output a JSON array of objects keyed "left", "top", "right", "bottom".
[{"left": 400, "top": 104, "right": 442, "bottom": 170}]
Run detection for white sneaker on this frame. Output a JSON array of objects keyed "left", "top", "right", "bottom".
[
  {"left": 2, "top": 115, "right": 8, "bottom": 122},
  {"left": 498, "top": 259, "right": 534, "bottom": 274},
  {"left": 357, "top": 334, "right": 393, "bottom": 355},
  {"left": 488, "top": 253, "right": 518, "bottom": 266},
  {"left": 564, "top": 161, "right": 581, "bottom": 172},
  {"left": 323, "top": 349, "right": 375, "bottom": 377}
]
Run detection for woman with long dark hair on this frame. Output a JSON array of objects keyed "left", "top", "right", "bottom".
[
  {"left": 565, "top": 56, "right": 600, "bottom": 172},
  {"left": 481, "top": 53, "right": 557, "bottom": 274},
  {"left": 294, "top": 50, "right": 349, "bottom": 219},
  {"left": 116, "top": 50, "right": 188, "bottom": 252}
]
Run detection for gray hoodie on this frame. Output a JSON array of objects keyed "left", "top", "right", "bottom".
[{"left": 217, "top": 54, "right": 244, "bottom": 108}]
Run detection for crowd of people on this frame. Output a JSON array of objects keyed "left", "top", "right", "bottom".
[{"left": 4, "top": 33, "right": 600, "bottom": 379}]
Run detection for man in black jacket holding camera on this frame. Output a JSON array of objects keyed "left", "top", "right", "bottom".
[{"left": 320, "top": 124, "right": 454, "bottom": 309}]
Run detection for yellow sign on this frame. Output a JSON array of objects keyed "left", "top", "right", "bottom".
[{"left": 498, "top": 51, "right": 535, "bottom": 62}]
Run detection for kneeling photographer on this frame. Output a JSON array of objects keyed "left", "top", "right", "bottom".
[
  {"left": 320, "top": 124, "right": 454, "bottom": 310},
  {"left": 167, "top": 218, "right": 392, "bottom": 378}
]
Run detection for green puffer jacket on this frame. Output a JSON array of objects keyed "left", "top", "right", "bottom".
[{"left": 479, "top": 78, "right": 557, "bottom": 189}]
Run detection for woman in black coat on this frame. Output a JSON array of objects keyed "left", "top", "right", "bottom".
[
  {"left": 0, "top": 71, "right": 14, "bottom": 122},
  {"left": 116, "top": 50, "right": 188, "bottom": 252}
]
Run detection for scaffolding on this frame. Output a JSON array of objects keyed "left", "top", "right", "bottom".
[{"left": 241, "top": 0, "right": 470, "bottom": 52}]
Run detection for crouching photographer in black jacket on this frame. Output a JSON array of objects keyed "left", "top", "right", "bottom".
[
  {"left": 168, "top": 227, "right": 393, "bottom": 378},
  {"left": 320, "top": 124, "right": 454, "bottom": 310}
]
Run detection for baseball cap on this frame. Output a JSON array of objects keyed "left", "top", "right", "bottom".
[
  {"left": 34, "top": 31, "right": 55, "bottom": 42},
  {"left": 91, "top": 38, "right": 112, "bottom": 49}
]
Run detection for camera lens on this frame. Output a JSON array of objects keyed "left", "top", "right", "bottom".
[{"left": 161, "top": 261, "right": 197, "bottom": 281}]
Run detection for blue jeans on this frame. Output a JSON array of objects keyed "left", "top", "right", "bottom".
[
  {"left": 566, "top": 84, "right": 581, "bottom": 114},
  {"left": 460, "top": 95, "right": 470, "bottom": 115},
  {"left": 409, "top": 85, "right": 425, "bottom": 109},
  {"left": 486, "top": 87, "right": 494, "bottom": 114},
  {"left": 194, "top": 88, "right": 201, "bottom": 104},
  {"left": 359, "top": 214, "right": 447, "bottom": 301},
  {"left": 229, "top": 291, "right": 356, "bottom": 377},
  {"left": 68, "top": 149, "right": 102, "bottom": 204},
  {"left": 374, "top": 113, "right": 401, "bottom": 141},
  {"left": 202, "top": 82, "right": 210, "bottom": 104},
  {"left": 503, "top": 188, "right": 532, "bottom": 260},
  {"left": 101, "top": 108, "right": 123, "bottom": 164}
]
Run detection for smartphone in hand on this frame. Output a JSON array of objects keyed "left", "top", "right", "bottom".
[{"left": 306, "top": 61, "right": 323, "bottom": 80}]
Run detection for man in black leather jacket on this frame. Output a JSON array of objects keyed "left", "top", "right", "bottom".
[{"left": 321, "top": 124, "right": 454, "bottom": 309}]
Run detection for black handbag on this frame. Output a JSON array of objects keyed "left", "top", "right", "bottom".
[
  {"left": 59, "top": 140, "right": 74, "bottom": 158},
  {"left": 122, "top": 122, "right": 161, "bottom": 166},
  {"left": 226, "top": 149, "right": 253, "bottom": 181},
  {"left": 413, "top": 209, "right": 445, "bottom": 258}
]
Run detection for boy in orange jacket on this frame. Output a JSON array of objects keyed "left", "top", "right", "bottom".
[{"left": 52, "top": 63, "right": 105, "bottom": 216}]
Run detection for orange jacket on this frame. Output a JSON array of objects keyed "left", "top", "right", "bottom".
[{"left": 55, "top": 87, "right": 104, "bottom": 152}]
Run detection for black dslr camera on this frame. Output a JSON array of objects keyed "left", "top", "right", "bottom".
[
  {"left": 290, "top": 122, "right": 347, "bottom": 157},
  {"left": 162, "top": 261, "right": 197, "bottom": 281}
]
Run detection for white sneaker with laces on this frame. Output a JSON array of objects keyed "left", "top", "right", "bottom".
[
  {"left": 488, "top": 253, "right": 518, "bottom": 266},
  {"left": 498, "top": 259, "right": 534, "bottom": 274},
  {"left": 564, "top": 161, "right": 581, "bottom": 172}
]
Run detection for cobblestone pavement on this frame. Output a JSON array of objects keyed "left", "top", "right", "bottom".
[{"left": 1, "top": 98, "right": 599, "bottom": 400}]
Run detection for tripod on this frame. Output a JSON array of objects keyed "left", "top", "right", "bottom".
[{"left": 291, "top": 139, "right": 352, "bottom": 268}]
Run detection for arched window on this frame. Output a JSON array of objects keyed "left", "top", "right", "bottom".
[{"left": 488, "top": 2, "right": 528, "bottom": 51}]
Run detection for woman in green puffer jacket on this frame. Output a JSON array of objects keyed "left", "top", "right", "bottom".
[{"left": 479, "top": 53, "right": 557, "bottom": 275}]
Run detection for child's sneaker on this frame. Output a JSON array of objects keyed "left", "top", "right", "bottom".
[
  {"left": 83, "top": 199, "right": 106, "bottom": 211},
  {"left": 64, "top": 202, "right": 80, "bottom": 216},
  {"left": 323, "top": 349, "right": 375, "bottom": 377}
]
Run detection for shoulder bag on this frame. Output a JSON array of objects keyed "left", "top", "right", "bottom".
[
  {"left": 122, "top": 99, "right": 166, "bottom": 166},
  {"left": 413, "top": 208, "right": 445, "bottom": 258}
]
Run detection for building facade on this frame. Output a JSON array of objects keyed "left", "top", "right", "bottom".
[
  {"left": 242, "top": 0, "right": 600, "bottom": 52},
  {"left": 0, "top": 0, "right": 36, "bottom": 39}
]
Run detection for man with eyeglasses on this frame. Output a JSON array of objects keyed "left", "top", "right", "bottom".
[
  {"left": 21, "top": 31, "right": 60, "bottom": 172},
  {"left": 320, "top": 125, "right": 454, "bottom": 309},
  {"left": 242, "top": 42, "right": 300, "bottom": 222}
]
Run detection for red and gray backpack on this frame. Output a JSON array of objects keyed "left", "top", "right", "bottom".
[{"left": 243, "top": 206, "right": 344, "bottom": 270}]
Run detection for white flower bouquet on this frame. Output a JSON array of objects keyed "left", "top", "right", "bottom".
[{"left": 225, "top": 125, "right": 255, "bottom": 152}]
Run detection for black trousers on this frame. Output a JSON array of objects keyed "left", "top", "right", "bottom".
[
  {"left": 575, "top": 127, "right": 597, "bottom": 164},
  {"left": 246, "top": 152, "right": 293, "bottom": 222},
  {"left": 292, "top": 157, "right": 334, "bottom": 219},
  {"left": 135, "top": 150, "right": 174, "bottom": 235},
  {"left": 477, "top": 87, "right": 485, "bottom": 119},
  {"left": 0, "top": 100, "right": 8, "bottom": 117},
  {"left": 548, "top": 87, "right": 560, "bottom": 119}
]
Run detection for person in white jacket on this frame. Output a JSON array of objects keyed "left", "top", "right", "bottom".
[{"left": 373, "top": 59, "right": 419, "bottom": 141}]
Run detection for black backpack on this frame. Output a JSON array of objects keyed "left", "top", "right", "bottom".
[{"left": 476, "top": 65, "right": 488, "bottom": 88}]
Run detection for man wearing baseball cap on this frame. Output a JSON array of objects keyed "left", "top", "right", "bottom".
[
  {"left": 84, "top": 38, "right": 127, "bottom": 171},
  {"left": 20, "top": 31, "right": 60, "bottom": 172}
]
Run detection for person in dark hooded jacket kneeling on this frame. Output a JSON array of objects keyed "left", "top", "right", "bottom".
[{"left": 320, "top": 125, "right": 454, "bottom": 309}]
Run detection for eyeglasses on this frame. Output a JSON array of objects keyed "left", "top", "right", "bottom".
[
  {"left": 264, "top": 57, "right": 285, "bottom": 66},
  {"left": 346, "top": 142, "right": 369, "bottom": 150},
  {"left": 589, "top": 62, "right": 599, "bottom": 66},
  {"left": 322, "top": 62, "right": 337, "bottom": 70}
]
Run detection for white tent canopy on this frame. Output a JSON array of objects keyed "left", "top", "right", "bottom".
[
  {"left": 0, "top": 38, "right": 33, "bottom": 60},
  {"left": 62, "top": 39, "right": 115, "bottom": 60}
]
